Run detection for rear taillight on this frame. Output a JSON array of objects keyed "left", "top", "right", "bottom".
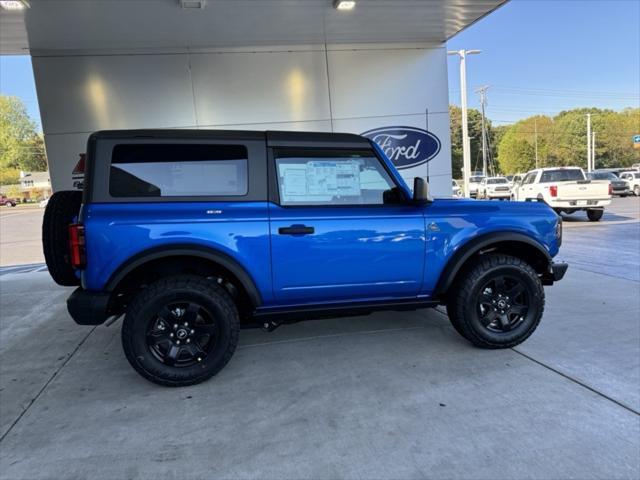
[
  {"left": 608, "top": 183, "right": 613, "bottom": 196},
  {"left": 549, "top": 185, "right": 558, "bottom": 197},
  {"left": 68, "top": 224, "right": 86, "bottom": 268},
  {"left": 555, "top": 216, "right": 563, "bottom": 247}
]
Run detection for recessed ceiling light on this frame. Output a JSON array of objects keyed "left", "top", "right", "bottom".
[
  {"left": 179, "top": 0, "right": 206, "bottom": 9},
  {"left": 0, "top": 0, "right": 29, "bottom": 10},
  {"left": 333, "top": 0, "right": 356, "bottom": 11}
]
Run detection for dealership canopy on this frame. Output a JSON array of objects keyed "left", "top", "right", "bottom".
[{"left": 1, "top": 0, "right": 505, "bottom": 54}]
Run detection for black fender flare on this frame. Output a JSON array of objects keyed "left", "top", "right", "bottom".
[
  {"left": 105, "top": 245, "right": 262, "bottom": 307},
  {"left": 433, "top": 232, "right": 552, "bottom": 297}
]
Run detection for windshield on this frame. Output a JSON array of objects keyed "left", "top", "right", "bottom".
[
  {"left": 540, "top": 169, "right": 585, "bottom": 183},
  {"left": 469, "top": 176, "right": 484, "bottom": 183},
  {"left": 487, "top": 178, "right": 509, "bottom": 184}
]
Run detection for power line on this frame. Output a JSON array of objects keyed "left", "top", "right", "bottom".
[{"left": 490, "top": 84, "right": 640, "bottom": 96}]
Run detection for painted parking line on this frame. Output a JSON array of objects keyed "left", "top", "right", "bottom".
[{"left": 0, "top": 263, "right": 48, "bottom": 276}]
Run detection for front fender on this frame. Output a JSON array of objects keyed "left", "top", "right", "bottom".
[
  {"left": 421, "top": 199, "right": 559, "bottom": 296},
  {"left": 432, "top": 231, "right": 552, "bottom": 297}
]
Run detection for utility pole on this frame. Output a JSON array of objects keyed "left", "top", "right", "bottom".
[
  {"left": 592, "top": 131, "right": 596, "bottom": 170},
  {"left": 448, "top": 49, "right": 482, "bottom": 197},
  {"left": 475, "top": 85, "right": 490, "bottom": 177},
  {"left": 586, "top": 113, "right": 592, "bottom": 172},
  {"left": 534, "top": 118, "right": 539, "bottom": 169}
]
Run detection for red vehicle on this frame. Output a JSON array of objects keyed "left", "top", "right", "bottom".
[{"left": 1, "top": 194, "right": 18, "bottom": 207}]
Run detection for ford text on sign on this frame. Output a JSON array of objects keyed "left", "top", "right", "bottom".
[{"left": 361, "top": 126, "right": 441, "bottom": 170}]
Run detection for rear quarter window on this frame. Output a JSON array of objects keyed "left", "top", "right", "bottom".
[
  {"left": 540, "top": 169, "right": 585, "bottom": 183},
  {"left": 109, "top": 144, "right": 248, "bottom": 197}
]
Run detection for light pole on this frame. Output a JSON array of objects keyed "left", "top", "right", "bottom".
[
  {"left": 586, "top": 113, "right": 592, "bottom": 172},
  {"left": 475, "top": 85, "right": 490, "bottom": 177},
  {"left": 448, "top": 49, "right": 482, "bottom": 197}
]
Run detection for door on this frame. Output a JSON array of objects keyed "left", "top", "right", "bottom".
[
  {"left": 519, "top": 172, "right": 537, "bottom": 200},
  {"left": 268, "top": 147, "right": 426, "bottom": 304}
]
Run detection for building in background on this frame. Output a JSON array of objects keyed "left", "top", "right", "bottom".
[
  {"left": 19, "top": 171, "right": 51, "bottom": 200},
  {"left": 0, "top": 0, "right": 507, "bottom": 196},
  {"left": 0, "top": 171, "right": 51, "bottom": 202}
]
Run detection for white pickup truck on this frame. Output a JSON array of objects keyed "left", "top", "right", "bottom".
[
  {"left": 511, "top": 167, "right": 612, "bottom": 221},
  {"left": 619, "top": 171, "right": 640, "bottom": 196}
]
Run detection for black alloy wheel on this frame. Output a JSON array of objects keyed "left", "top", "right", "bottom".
[
  {"left": 122, "top": 275, "right": 240, "bottom": 387},
  {"left": 146, "top": 301, "right": 220, "bottom": 367},
  {"left": 476, "top": 275, "right": 529, "bottom": 333}
]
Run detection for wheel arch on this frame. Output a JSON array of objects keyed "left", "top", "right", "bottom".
[
  {"left": 106, "top": 245, "right": 262, "bottom": 310},
  {"left": 434, "top": 232, "right": 552, "bottom": 298}
]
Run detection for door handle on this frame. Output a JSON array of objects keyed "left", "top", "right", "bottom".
[{"left": 278, "top": 225, "right": 315, "bottom": 235}]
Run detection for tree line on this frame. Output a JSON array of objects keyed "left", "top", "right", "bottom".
[
  {"left": 450, "top": 105, "right": 640, "bottom": 176},
  {"left": 2, "top": 95, "right": 639, "bottom": 187},
  {"left": 0, "top": 96, "right": 48, "bottom": 186}
]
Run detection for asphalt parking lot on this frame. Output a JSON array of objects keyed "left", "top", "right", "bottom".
[{"left": 0, "top": 197, "right": 639, "bottom": 479}]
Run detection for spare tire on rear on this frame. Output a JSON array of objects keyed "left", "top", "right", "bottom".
[{"left": 42, "top": 190, "right": 83, "bottom": 286}]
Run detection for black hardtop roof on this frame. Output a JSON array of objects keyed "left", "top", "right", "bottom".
[{"left": 89, "top": 129, "right": 371, "bottom": 148}]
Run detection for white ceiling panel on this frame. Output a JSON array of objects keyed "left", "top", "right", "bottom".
[{"left": 1, "top": 0, "right": 507, "bottom": 55}]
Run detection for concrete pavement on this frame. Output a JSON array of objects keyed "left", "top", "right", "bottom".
[{"left": 0, "top": 274, "right": 639, "bottom": 478}]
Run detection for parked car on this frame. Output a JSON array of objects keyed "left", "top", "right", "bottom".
[
  {"left": 39, "top": 197, "right": 50, "bottom": 208},
  {"left": 506, "top": 174, "right": 523, "bottom": 188},
  {"left": 587, "top": 171, "right": 629, "bottom": 196},
  {"left": 468, "top": 175, "right": 485, "bottom": 198},
  {"left": 43, "top": 129, "right": 567, "bottom": 386},
  {"left": 478, "top": 177, "right": 511, "bottom": 200},
  {"left": 511, "top": 167, "right": 611, "bottom": 221},
  {"left": 452, "top": 179, "right": 461, "bottom": 197},
  {"left": 619, "top": 171, "right": 640, "bottom": 196},
  {"left": 0, "top": 194, "right": 18, "bottom": 207}
]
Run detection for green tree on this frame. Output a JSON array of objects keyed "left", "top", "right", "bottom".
[
  {"left": 449, "top": 105, "right": 493, "bottom": 177},
  {"left": 5, "top": 184, "right": 22, "bottom": 199},
  {"left": 497, "top": 125, "right": 537, "bottom": 174},
  {"left": 0, "top": 95, "right": 48, "bottom": 173},
  {"left": 496, "top": 107, "right": 640, "bottom": 172},
  {"left": 20, "top": 135, "right": 48, "bottom": 171},
  {"left": 594, "top": 108, "right": 640, "bottom": 168},
  {"left": 0, "top": 167, "right": 20, "bottom": 186},
  {"left": 497, "top": 116, "right": 556, "bottom": 172}
]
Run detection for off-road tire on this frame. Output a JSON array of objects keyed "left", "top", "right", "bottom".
[
  {"left": 587, "top": 209, "right": 603, "bottom": 222},
  {"left": 42, "top": 190, "right": 82, "bottom": 286},
  {"left": 446, "top": 254, "right": 544, "bottom": 349},
  {"left": 122, "top": 275, "right": 240, "bottom": 387}
]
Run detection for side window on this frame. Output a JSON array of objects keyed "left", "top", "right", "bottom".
[
  {"left": 523, "top": 173, "right": 535, "bottom": 184},
  {"left": 109, "top": 144, "right": 248, "bottom": 197},
  {"left": 274, "top": 148, "right": 397, "bottom": 206}
]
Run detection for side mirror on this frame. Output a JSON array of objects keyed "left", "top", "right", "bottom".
[
  {"left": 413, "top": 177, "right": 432, "bottom": 204},
  {"left": 383, "top": 186, "right": 403, "bottom": 204}
]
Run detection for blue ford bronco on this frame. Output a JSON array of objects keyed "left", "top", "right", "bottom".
[{"left": 42, "top": 130, "right": 567, "bottom": 386}]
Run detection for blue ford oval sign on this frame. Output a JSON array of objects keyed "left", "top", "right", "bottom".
[{"left": 361, "top": 126, "right": 441, "bottom": 170}]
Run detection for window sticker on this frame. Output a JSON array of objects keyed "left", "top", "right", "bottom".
[{"left": 279, "top": 160, "right": 362, "bottom": 203}]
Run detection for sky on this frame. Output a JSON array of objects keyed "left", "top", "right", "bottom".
[
  {"left": 447, "top": 0, "right": 640, "bottom": 125},
  {"left": 1, "top": 0, "right": 639, "bottom": 130}
]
